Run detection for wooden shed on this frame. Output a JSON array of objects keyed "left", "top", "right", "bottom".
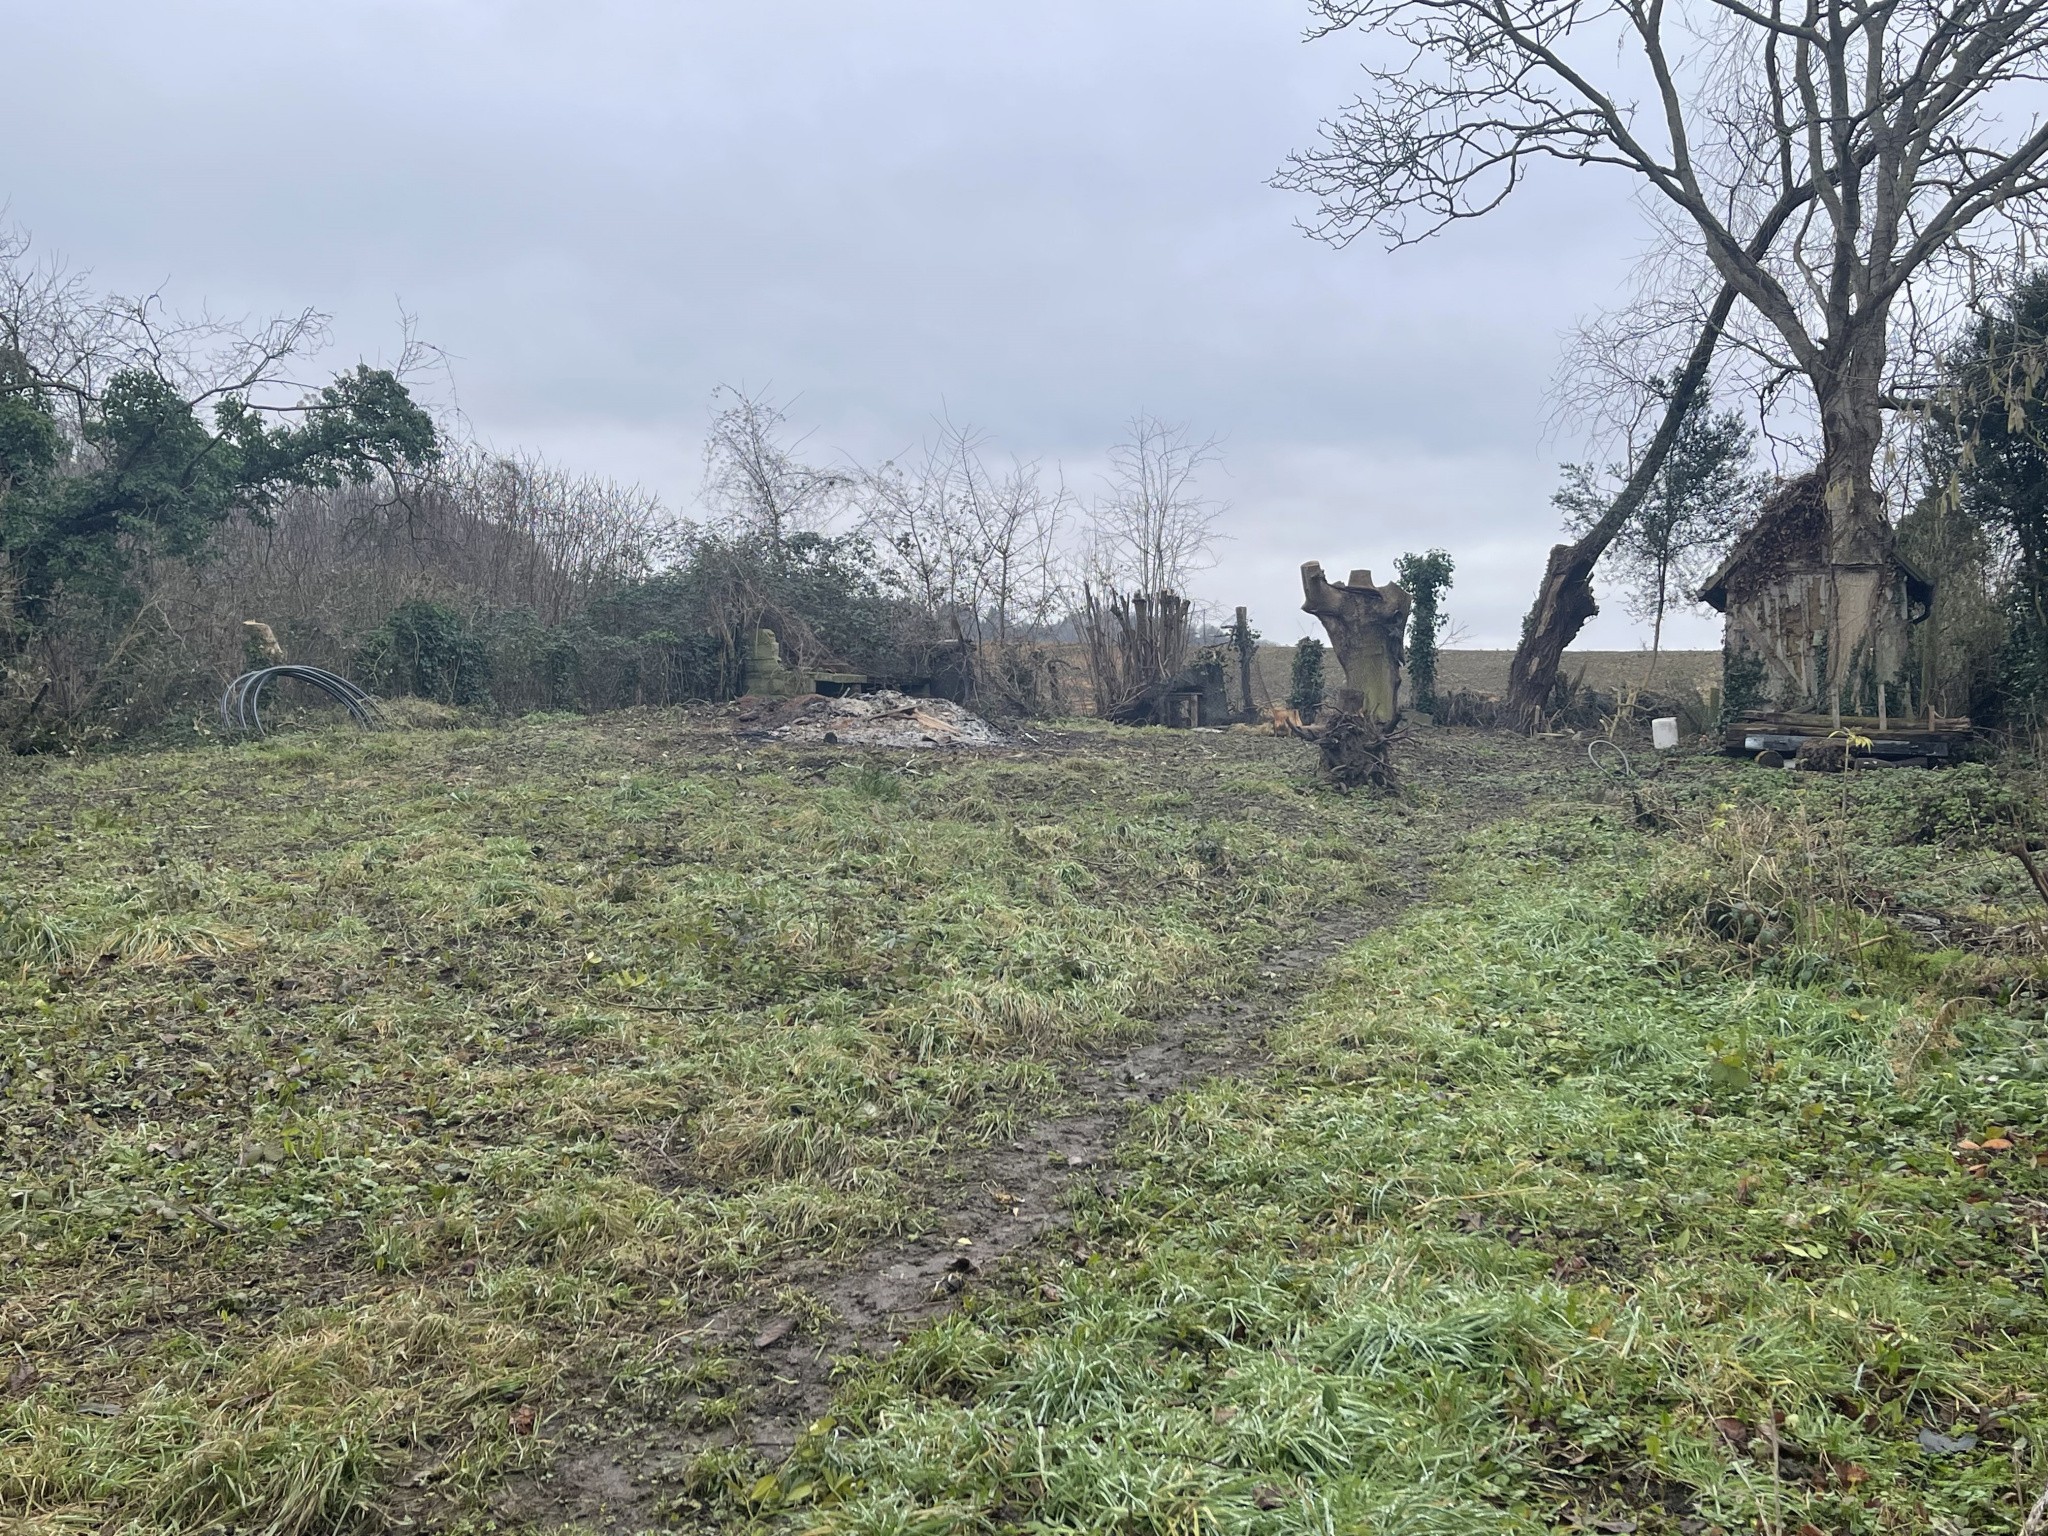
[{"left": 1698, "top": 472, "right": 1932, "bottom": 717}]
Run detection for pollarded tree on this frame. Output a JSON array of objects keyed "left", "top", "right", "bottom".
[{"left": 1279, "top": 0, "right": 2048, "bottom": 723}]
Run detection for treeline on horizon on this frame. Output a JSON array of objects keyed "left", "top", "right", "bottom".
[
  {"left": 0, "top": 231, "right": 1249, "bottom": 749},
  {"left": 5, "top": 226, "right": 2048, "bottom": 749}
]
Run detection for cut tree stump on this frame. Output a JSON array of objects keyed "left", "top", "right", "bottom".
[
  {"left": 1300, "top": 563, "right": 1409, "bottom": 725},
  {"left": 1298, "top": 563, "right": 1410, "bottom": 792}
]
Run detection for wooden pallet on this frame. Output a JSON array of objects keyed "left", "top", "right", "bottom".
[{"left": 1724, "top": 711, "right": 1973, "bottom": 762}]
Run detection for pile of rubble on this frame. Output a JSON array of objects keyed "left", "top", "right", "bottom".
[{"left": 759, "top": 690, "right": 1005, "bottom": 748}]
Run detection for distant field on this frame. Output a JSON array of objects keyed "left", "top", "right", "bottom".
[
  {"left": 1053, "top": 644, "right": 1720, "bottom": 714},
  {"left": 1249, "top": 646, "right": 1722, "bottom": 706},
  {"left": 1431, "top": 647, "right": 1721, "bottom": 697}
]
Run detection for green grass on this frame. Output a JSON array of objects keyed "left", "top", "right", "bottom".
[
  {"left": 0, "top": 712, "right": 1525, "bottom": 1534},
  {"left": 774, "top": 766, "right": 2048, "bottom": 1535},
  {"left": 18, "top": 714, "right": 2041, "bottom": 1534}
]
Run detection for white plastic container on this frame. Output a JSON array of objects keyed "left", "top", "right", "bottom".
[{"left": 1651, "top": 716, "right": 1680, "bottom": 751}]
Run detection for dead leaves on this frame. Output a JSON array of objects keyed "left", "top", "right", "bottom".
[{"left": 1954, "top": 1125, "right": 2037, "bottom": 1176}]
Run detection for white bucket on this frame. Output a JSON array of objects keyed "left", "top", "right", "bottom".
[{"left": 1651, "top": 716, "right": 1680, "bottom": 751}]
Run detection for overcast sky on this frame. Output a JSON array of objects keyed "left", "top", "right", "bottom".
[{"left": 1, "top": 0, "right": 1725, "bottom": 648}]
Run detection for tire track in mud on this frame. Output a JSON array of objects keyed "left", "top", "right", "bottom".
[
  {"left": 722, "top": 890, "right": 1417, "bottom": 1458},
  {"left": 509, "top": 887, "right": 1424, "bottom": 1532},
  {"left": 507, "top": 738, "right": 1569, "bottom": 1529}
]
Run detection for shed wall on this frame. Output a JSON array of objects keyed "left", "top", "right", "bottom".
[{"left": 1724, "top": 564, "right": 1916, "bottom": 713}]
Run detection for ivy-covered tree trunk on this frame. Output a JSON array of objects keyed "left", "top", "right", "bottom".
[
  {"left": 1394, "top": 550, "right": 1454, "bottom": 713},
  {"left": 1287, "top": 637, "right": 1327, "bottom": 723}
]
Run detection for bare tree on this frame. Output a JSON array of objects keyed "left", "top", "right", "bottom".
[
  {"left": 1280, "top": 0, "right": 2048, "bottom": 720},
  {"left": 428, "top": 447, "right": 670, "bottom": 624},
  {"left": 861, "top": 417, "right": 1069, "bottom": 643},
  {"left": 1088, "top": 415, "right": 1223, "bottom": 594},
  {"left": 701, "top": 385, "right": 851, "bottom": 543},
  {"left": 0, "top": 225, "right": 393, "bottom": 442},
  {"left": 860, "top": 416, "right": 1071, "bottom": 708}
]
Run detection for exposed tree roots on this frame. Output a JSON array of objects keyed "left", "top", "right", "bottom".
[{"left": 1299, "top": 708, "right": 1402, "bottom": 792}]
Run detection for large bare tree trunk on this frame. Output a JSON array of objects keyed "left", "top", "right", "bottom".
[
  {"left": 1300, "top": 563, "right": 1410, "bottom": 723},
  {"left": 1504, "top": 288, "right": 1736, "bottom": 728},
  {"left": 1812, "top": 323, "right": 1898, "bottom": 707}
]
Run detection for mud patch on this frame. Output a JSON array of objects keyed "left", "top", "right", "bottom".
[
  {"left": 728, "top": 898, "right": 1406, "bottom": 1449},
  {"left": 496, "top": 895, "right": 1412, "bottom": 1532}
]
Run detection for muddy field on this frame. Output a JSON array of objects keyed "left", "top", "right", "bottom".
[
  {"left": 0, "top": 714, "right": 1563, "bottom": 1531},
  {"left": 5, "top": 711, "right": 2047, "bottom": 1534},
  {"left": 1247, "top": 647, "right": 1723, "bottom": 709},
  {"left": 1049, "top": 647, "right": 1719, "bottom": 717}
]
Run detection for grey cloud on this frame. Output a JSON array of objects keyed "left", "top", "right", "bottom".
[{"left": 2, "top": 0, "right": 1680, "bottom": 646}]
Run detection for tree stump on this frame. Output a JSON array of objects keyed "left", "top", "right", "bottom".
[
  {"left": 1298, "top": 563, "right": 1410, "bottom": 791},
  {"left": 1303, "top": 694, "right": 1402, "bottom": 791},
  {"left": 1300, "top": 563, "right": 1409, "bottom": 724}
]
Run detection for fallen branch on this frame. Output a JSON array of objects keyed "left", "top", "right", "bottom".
[{"left": 2010, "top": 841, "right": 2048, "bottom": 911}]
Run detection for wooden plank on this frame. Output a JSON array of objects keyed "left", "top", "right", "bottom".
[
  {"left": 1739, "top": 709, "right": 1971, "bottom": 731},
  {"left": 1724, "top": 716, "right": 1971, "bottom": 758}
]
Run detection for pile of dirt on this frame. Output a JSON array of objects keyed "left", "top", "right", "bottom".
[{"left": 764, "top": 690, "right": 1005, "bottom": 748}]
